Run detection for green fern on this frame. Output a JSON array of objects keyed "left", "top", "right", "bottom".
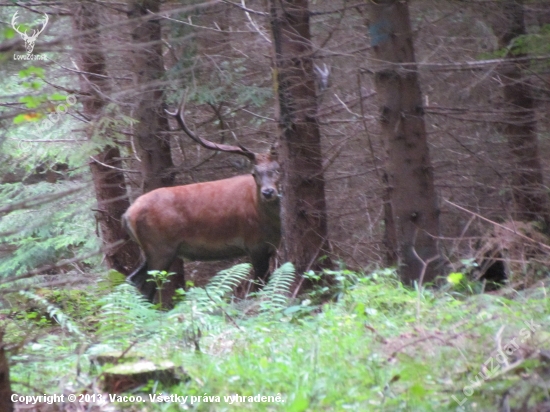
[
  {"left": 19, "top": 290, "right": 84, "bottom": 338},
  {"left": 258, "top": 262, "right": 295, "bottom": 312},
  {"left": 96, "top": 283, "right": 160, "bottom": 344},
  {"left": 166, "top": 263, "right": 251, "bottom": 347},
  {"left": 0, "top": 181, "right": 99, "bottom": 278},
  {"left": 183, "top": 263, "right": 251, "bottom": 313},
  {"left": 203, "top": 263, "right": 251, "bottom": 305}
]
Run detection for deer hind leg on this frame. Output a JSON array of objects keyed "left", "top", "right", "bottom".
[
  {"left": 250, "top": 246, "right": 273, "bottom": 286},
  {"left": 127, "top": 260, "right": 149, "bottom": 290},
  {"left": 132, "top": 248, "right": 179, "bottom": 303}
]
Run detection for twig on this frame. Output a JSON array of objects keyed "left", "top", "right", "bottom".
[
  {"left": 362, "top": 54, "right": 550, "bottom": 73},
  {"left": 222, "top": 0, "right": 267, "bottom": 16},
  {"left": 116, "top": 339, "right": 142, "bottom": 365},
  {"left": 483, "top": 358, "right": 527, "bottom": 382},
  {"left": 241, "top": 0, "right": 271, "bottom": 44},
  {"left": 495, "top": 325, "right": 508, "bottom": 368},
  {"left": 0, "top": 277, "right": 92, "bottom": 294},
  {"left": 153, "top": 5, "right": 251, "bottom": 34},
  {"left": 0, "top": 241, "right": 123, "bottom": 286},
  {"left": 334, "top": 93, "right": 361, "bottom": 117},
  {"left": 240, "top": 108, "right": 274, "bottom": 121},
  {"left": 10, "top": 138, "right": 87, "bottom": 143},
  {"left": 409, "top": 227, "right": 441, "bottom": 320},
  {"left": 310, "top": 2, "right": 368, "bottom": 16},
  {"left": 388, "top": 315, "right": 497, "bottom": 361},
  {"left": 89, "top": 155, "right": 140, "bottom": 174},
  {"left": 291, "top": 240, "right": 327, "bottom": 299},
  {"left": 204, "top": 287, "right": 242, "bottom": 331},
  {"left": 0, "top": 184, "right": 87, "bottom": 215},
  {"left": 357, "top": 71, "right": 382, "bottom": 181},
  {"left": 444, "top": 199, "right": 550, "bottom": 252}
]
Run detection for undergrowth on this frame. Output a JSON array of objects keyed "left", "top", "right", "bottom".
[{"left": 4, "top": 264, "right": 550, "bottom": 411}]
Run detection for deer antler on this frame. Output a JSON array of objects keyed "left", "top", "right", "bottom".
[
  {"left": 11, "top": 11, "right": 48, "bottom": 40},
  {"left": 11, "top": 11, "right": 26, "bottom": 37},
  {"left": 166, "top": 92, "right": 256, "bottom": 161},
  {"left": 30, "top": 13, "right": 49, "bottom": 40}
]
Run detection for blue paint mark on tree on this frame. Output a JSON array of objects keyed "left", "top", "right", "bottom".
[{"left": 369, "top": 18, "right": 392, "bottom": 47}]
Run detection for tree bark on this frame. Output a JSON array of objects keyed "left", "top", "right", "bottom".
[
  {"left": 72, "top": 1, "right": 141, "bottom": 275},
  {"left": 489, "top": 0, "right": 550, "bottom": 230},
  {"left": 127, "top": 0, "right": 184, "bottom": 305},
  {"left": 269, "top": 0, "right": 330, "bottom": 290},
  {"left": 368, "top": 0, "right": 441, "bottom": 284},
  {"left": 0, "top": 331, "right": 13, "bottom": 412},
  {"left": 128, "top": 0, "right": 175, "bottom": 193}
]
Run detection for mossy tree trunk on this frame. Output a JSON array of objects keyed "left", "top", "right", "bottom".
[
  {"left": 127, "top": 0, "right": 184, "bottom": 305},
  {"left": 127, "top": 0, "right": 175, "bottom": 192},
  {"left": 72, "top": 1, "right": 141, "bottom": 275},
  {"left": 269, "top": 0, "right": 331, "bottom": 292},
  {"left": 368, "top": 0, "right": 442, "bottom": 284},
  {"left": 488, "top": 0, "right": 550, "bottom": 231}
]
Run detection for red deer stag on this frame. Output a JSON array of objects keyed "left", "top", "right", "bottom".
[{"left": 123, "top": 99, "right": 281, "bottom": 302}]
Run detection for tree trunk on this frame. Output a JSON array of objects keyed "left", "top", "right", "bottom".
[
  {"left": 269, "top": 0, "right": 330, "bottom": 290},
  {"left": 0, "top": 331, "right": 13, "bottom": 412},
  {"left": 368, "top": 0, "right": 441, "bottom": 284},
  {"left": 490, "top": 0, "right": 550, "bottom": 230},
  {"left": 127, "top": 0, "right": 184, "bottom": 305},
  {"left": 72, "top": 1, "right": 141, "bottom": 275},
  {"left": 382, "top": 171, "right": 398, "bottom": 266},
  {"left": 127, "top": 0, "right": 175, "bottom": 192}
]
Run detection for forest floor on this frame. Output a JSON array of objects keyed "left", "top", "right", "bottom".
[{"left": 5, "top": 266, "right": 550, "bottom": 412}]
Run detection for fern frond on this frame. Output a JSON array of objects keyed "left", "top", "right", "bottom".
[
  {"left": 204, "top": 263, "right": 251, "bottom": 302},
  {"left": 96, "top": 283, "right": 159, "bottom": 342},
  {"left": 178, "top": 263, "right": 251, "bottom": 313},
  {"left": 165, "top": 263, "right": 252, "bottom": 344},
  {"left": 19, "top": 290, "right": 84, "bottom": 338},
  {"left": 259, "top": 262, "right": 295, "bottom": 312}
]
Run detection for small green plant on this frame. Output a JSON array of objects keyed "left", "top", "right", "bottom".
[
  {"left": 147, "top": 270, "right": 173, "bottom": 308},
  {"left": 325, "top": 267, "right": 360, "bottom": 300},
  {"left": 441, "top": 258, "right": 482, "bottom": 295},
  {"left": 302, "top": 265, "right": 362, "bottom": 303}
]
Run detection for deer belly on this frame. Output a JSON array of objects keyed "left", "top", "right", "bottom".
[{"left": 177, "top": 239, "right": 248, "bottom": 261}]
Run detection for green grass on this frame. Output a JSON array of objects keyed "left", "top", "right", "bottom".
[{"left": 5, "top": 268, "right": 550, "bottom": 411}]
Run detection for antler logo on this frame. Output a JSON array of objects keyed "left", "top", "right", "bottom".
[{"left": 11, "top": 11, "right": 49, "bottom": 55}]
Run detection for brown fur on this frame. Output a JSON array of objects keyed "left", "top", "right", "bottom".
[{"left": 123, "top": 157, "right": 281, "bottom": 302}]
